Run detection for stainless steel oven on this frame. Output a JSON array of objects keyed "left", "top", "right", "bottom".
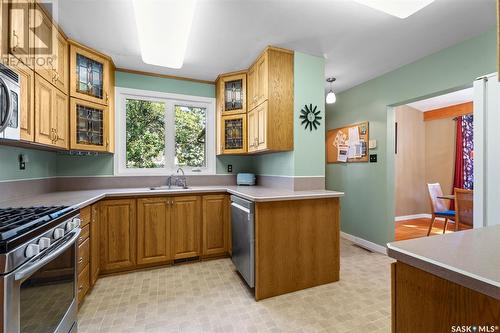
[
  {"left": 1, "top": 209, "right": 81, "bottom": 333},
  {"left": 0, "top": 63, "right": 20, "bottom": 140}
]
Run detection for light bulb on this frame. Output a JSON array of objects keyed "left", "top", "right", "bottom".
[{"left": 326, "top": 90, "right": 336, "bottom": 104}]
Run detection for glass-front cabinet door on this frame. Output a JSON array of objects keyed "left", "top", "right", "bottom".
[
  {"left": 220, "top": 73, "right": 246, "bottom": 115},
  {"left": 220, "top": 114, "right": 247, "bottom": 154},
  {"left": 70, "top": 98, "right": 109, "bottom": 152},
  {"left": 69, "top": 42, "right": 110, "bottom": 106}
]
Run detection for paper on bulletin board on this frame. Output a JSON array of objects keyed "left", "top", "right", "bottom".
[{"left": 338, "top": 144, "right": 348, "bottom": 162}]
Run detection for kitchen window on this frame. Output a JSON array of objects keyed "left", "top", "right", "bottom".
[{"left": 115, "top": 87, "right": 215, "bottom": 175}]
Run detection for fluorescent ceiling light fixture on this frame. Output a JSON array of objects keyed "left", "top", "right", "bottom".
[
  {"left": 352, "top": 0, "right": 434, "bottom": 18},
  {"left": 133, "top": 0, "right": 196, "bottom": 69}
]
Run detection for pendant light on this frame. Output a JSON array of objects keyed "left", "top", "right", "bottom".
[{"left": 326, "top": 77, "right": 336, "bottom": 104}]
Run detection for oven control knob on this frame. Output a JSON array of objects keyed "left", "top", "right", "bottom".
[
  {"left": 38, "top": 237, "right": 51, "bottom": 250},
  {"left": 25, "top": 244, "right": 40, "bottom": 258},
  {"left": 53, "top": 228, "right": 65, "bottom": 240},
  {"left": 66, "top": 218, "right": 80, "bottom": 231}
]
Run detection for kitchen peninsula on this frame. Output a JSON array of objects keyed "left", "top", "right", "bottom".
[
  {"left": 0, "top": 186, "right": 343, "bottom": 301},
  {"left": 387, "top": 226, "right": 500, "bottom": 333}
]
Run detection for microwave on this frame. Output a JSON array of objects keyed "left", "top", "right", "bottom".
[{"left": 0, "top": 64, "right": 20, "bottom": 140}]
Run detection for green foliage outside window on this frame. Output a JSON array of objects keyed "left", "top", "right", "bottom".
[
  {"left": 126, "top": 99, "right": 165, "bottom": 168},
  {"left": 175, "top": 106, "right": 206, "bottom": 167}
]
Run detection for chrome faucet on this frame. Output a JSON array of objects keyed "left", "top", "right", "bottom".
[{"left": 166, "top": 168, "right": 187, "bottom": 189}]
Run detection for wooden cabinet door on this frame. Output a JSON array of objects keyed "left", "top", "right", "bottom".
[
  {"left": 52, "top": 88, "right": 68, "bottom": 149},
  {"left": 13, "top": 60, "right": 35, "bottom": 141},
  {"left": 70, "top": 98, "right": 109, "bottom": 152},
  {"left": 171, "top": 196, "right": 201, "bottom": 259},
  {"left": 99, "top": 199, "right": 136, "bottom": 273},
  {"left": 34, "top": 74, "right": 54, "bottom": 145},
  {"left": 221, "top": 114, "right": 247, "bottom": 154},
  {"left": 247, "top": 65, "right": 256, "bottom": 110},
  {"left": 137, "top": 197, "right": 172, "bottom": 265},
  {"left": 33, "top": 5, "right": 55, "bottom": 84},
  {"left": 247, "top": 109, "right": 257, "bottom": 152},
  {"left": 90, "top": 203, "right": 100, "bottom": 286},
  {"left": 256, "top": 100, "right": 268, "bottom": 150},
  {"left": 8, "top": 0, "right": 34, "bottom": 66},
  {"left": 52, "top": 30, "right": 68, "bottom": 93},
  {"left": 70, "top": 43, "right": 110, "bottom": 106},
  {"left": 202, "top": 195, "right": 228, "bottom": 256},
  {"left": 220, "top": 73, "right": 247, "bottom": 115},
  {"left": 256, "top": 53, "right": 268, "bottom": 105}
]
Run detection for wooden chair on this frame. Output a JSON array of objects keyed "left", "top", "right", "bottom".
[
  {"left": 454, "top": 188, "right": 473, "bottom": 231},
  {"left": 426, "top": 183, "right": 456, "bottom": 236}
]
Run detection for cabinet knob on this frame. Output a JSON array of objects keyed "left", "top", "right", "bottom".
[{"left": 105, "top": 92, "right": 109, "bottom": 103}]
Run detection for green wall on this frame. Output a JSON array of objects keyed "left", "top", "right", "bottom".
[
  {"left": 254, "top": 52, "right": 325, "bottom": 176},
  {"left": 325, "top": 28, "right": 497, "bottom": 246},
  {"left": 56, "top": 70, "right": 251, "bottom": 176},
  {"left": 0, "top": 146, "right": 56, "bottom": 181}
]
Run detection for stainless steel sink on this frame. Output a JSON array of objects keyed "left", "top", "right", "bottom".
[{"left": 148, "top": 186, "right": 189, "bottom": 191}]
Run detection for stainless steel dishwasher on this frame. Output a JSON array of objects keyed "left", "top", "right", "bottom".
[{"left": 230, "top": 195, "right": 255, "bottom": 288}]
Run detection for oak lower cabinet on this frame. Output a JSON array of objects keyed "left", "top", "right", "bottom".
[
  {"left": 77, "top": 206, "right": 91, "bottom": 305},
  {"left": 171, "top": 196, "right": 202, "bottom": 259},
  {"left": 137, "top": 197, "right": 172, "bottom": 265},
  {"left": 99, "top": 199, "right": 137, "bottom": 274},
  {"left": 34, "top": 74, "right": 69, "bottom": 149},
  {"left": 202, "top": 195, "right": 229, "bottom": 257},
  {"left": 90, "top": 203, "right": 100, "bottom": 287}
]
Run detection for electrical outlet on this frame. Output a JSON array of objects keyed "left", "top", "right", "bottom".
[
  {"left": 370, "top": 154, "right": 377, "bottom": 163},
  {"left": 227, "top": 164, "right": 233, "bottom": 173},
  {"left": 18, "top": 154, "right": 26, "bottom": 170}
]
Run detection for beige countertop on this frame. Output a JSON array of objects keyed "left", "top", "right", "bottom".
[
  {"left": 387, "top": 225, "right": 500, "bottom": 300},
  {"left": 0, "top": 185, "right": 344, "bottom": 209}
]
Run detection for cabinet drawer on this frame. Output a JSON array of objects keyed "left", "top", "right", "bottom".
[
  {"left": 78, "top": 223, "right": 90, "bottom": 245},
  {"left": 77, "top": 238, "right": 90, "bottom": 274},
  {"left": 80, "top": 206, "right": 91, "bottom": 227},
  {"left": 77, "top": 264, "right": 90, "bottom": 304}
]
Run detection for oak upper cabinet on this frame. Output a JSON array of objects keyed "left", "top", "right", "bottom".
[
  {"left": 34, "top": 74, "right": 68, "bottom": 149},
  {"left": 33, "top": 5, "right": 68, "bottom": 93},
  {"left": 202, "top": 195, "right": 229, "bottom": 257},
  {"left": 7, "top": 0, "right": 34, "bottom": 67},
  {"left": 69, "top": 41, "right": 111, "bottom": 106},
  {"left": 137, "top": 197, "right": 172, "bottom": 265},
  {"left": 70, "top": 98, "right": 110, "bottom": 152},
  {"left": 247, "top": 47, "right": 293, "bottom": 154},
  {"left": 99, "top": 199, "right": 137, "bottom": 273},
  {"left": 247, "top": 65, "right": 256, "bottom": 111},
  {"left": 247, "top": 101, "right": 268, "bottom": 152},
  {"left": 90, "top": 203, "right": 100, "bottom": 287},
  {"left": 220, "top": 114, "right": 247, "bottom": 154},
  {"left": 171, "top": 196, "right": 201, "bottom": 260},
  {"left": 218, "top": 72, "right": 246, "bottom": 115},
  {"left": 11, "top": 60, "right": 35, "bottom": 141}
]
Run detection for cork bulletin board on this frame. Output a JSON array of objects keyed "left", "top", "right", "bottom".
[{"left": 326, "top": 121, "right": 369, "bottom": 163}]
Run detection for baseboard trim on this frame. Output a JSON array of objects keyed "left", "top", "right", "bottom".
[
  {"left": 394, "top": 214, "right": 446, "bottom": 222},
  {"left": 395, "top": 213, "right": 432, "bottom": 221},
  {"left": 340, "top": 232, "right": 387, "bottom": 255}
]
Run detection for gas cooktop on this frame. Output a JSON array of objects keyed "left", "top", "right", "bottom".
[{"left": 0, "top": 206, "right": 74, "bottom": 252}]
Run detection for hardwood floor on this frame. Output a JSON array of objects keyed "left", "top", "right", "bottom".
[{"left": 395, "top": 218, "right": 471, "bottom": 241}]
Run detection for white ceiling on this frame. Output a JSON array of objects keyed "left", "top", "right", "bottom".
[
  {"left": 407, "top": 87, "right": 473, "bottom": 112},
  {"left": 50, "top": 0, "right": 496, "bottom": 92}
]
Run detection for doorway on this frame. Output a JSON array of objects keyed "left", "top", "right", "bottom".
[{"left": 392, "top": 88, "right": 474, "bottom": 240}]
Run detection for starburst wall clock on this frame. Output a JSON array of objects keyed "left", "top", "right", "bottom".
[{"left": 299, "top": 104, "right": 322, "bottom": 131}]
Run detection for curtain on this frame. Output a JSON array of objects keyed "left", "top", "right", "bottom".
[
  {"left": 452, "top": 115, "right": 474, "bottom": 210},
  {"left": 462, "top": 115, "right": 474, "bottom": 190}
]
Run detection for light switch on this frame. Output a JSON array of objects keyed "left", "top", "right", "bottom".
[{"left": 369, "top": 140, "right": 377, "bottom": 149}]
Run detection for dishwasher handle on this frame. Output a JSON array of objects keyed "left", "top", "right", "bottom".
[{"left": 231, "top": 202, "right": 251, "bottom": 214}]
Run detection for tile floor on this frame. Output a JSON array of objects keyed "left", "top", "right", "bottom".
[{"left": 78, "top": 239, "right": 394, "bottom": 333}]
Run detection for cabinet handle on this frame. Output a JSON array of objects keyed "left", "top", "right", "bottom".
[
  {"left": 54, "top": 129, "right": 59, "bottom": 142},
  {"left": 106, "top": 139, "right": 109, "bottom": 148},
  {"left": 12, "top": 30, "right": 19, "bottom": 51},
  {"left": 50, "top": 128, "right": 56, "bottom": 143},
  {"left": 78, "top": 257, "right": 83, "bottom": 263}
]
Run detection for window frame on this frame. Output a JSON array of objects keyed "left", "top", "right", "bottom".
[{"left": 114, "top": 87, "right": 216, "bottom": 176}]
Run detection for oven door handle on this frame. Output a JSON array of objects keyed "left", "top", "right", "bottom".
[
  {"left": 14, "top": 228, "right": 81, "bottom": 282},
  {"left": 0, "top": 76, "right": 12, "bottom": 133}
]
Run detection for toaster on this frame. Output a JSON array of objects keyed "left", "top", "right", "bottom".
[{"left": 237, "top": 173, "right": 256, "bottom": 186}]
